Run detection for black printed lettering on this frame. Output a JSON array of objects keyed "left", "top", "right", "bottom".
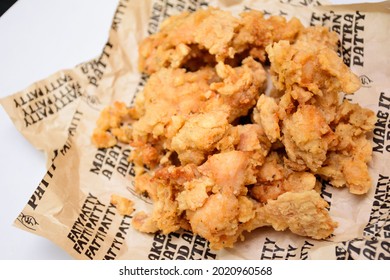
[
  {"left": 379, "top": 91, "right": 390, "bottom": 109},
  {"left": 13, "top": 75, "right": 82, "bottom": 128},
  {"left": 364, "top": 173, "right": 390, "bottom": 239},
  {"left": 372, "top": 92, "right": 390, "bottom": 154},
  {"left": 66, "top": 193, "right": 126, "bottom": 259},
  {"left": 81, "top": 42, "right": 113, "bottom": 87},
  {"left": 111, "top": 0, "right": 129, "bottom": 31},
  {"left": 300, "top": 241, "right": 314, "bottom": 260},
  {"left": 27, "top": 163, "right": 56, "bottom": 210},
  {"left": 90, "top": 145, "right": 136, "bottom": 180},
  {"left": 176, "top": 245, "right": 190, "bottom": 259},
  {"left": 286, "top": 245, "right": 297, "bottom": 259},
  {"left": 260, "top": 237, "right": 300, "bottom": 259},
  {"left": 148, "top": 230, "right": 216, "bottom": 260}
]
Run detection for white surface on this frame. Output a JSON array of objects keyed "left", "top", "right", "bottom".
[
  {"left": 0, "top": 0, "right": 118, "bottom": 260},
  {"left": 0, "top": 0, "right": 380, "bottom": 260}
]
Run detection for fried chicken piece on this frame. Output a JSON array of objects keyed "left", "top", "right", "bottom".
[
  {"left": 151, "top": 181, "right": 183, "bottom": 234},
  {"left": 138, "top": 12, "right": 192, "bottom": 74},
  {"left": 132, "top": 163, "right": 202, "bottom": 235},
  {"left": 186, "top": 151, "right": 261, "bottom": 249},
  {"left": 92, "top": 101, "right": 133, "bottom": 148},
  {"left": 133, "top": 172, "right": 158, "bottom": 201},
  {"left": 266, "top": 27, "right": 352, "bottom": 127},
  {"left": 177, "top": 177, "right": 214, "bottom": 212},
  {"left": 186, "top": 192, "right": 245, "bottom": 249},
  {"left": 198, "top": 151, "right": 254, "bottom": 195},
  {"left": 211, "top": 123, "right": 271, "bottom": 169},
  {"left": 131, "top": 57, "right": 266, "bottom": 168},
  {"left": 317, "top": 151, "right": 372, "bottom": 195},
  {"left": 132, "top": 67, "right": 217, "bottom": 143},
  {"left": 139, "top": 9, "right": 303, "bottom": 74},
  {"left": 129, "top": 141, "right": 163, "bottom": 170},
  {"left": 132, "top": 211, "right": 159, "bottom": 233},
  {"left": 193, "top": 9, "right": 240, "bottom": 61},
  {"left": 170, "top": 111, "right": 230, "bottom": 165},
  {"left": 316, "top": 100, "right": 376, "bottom": 194},
  {"left": 252, "top": 95, "right": 281, "bottom": 143},
  {"left": 266, "top": 39, "right": 360, "bottom": 119},
  {"left": 250, "top": 152, "right": 317, "bottom": 203},
  {"left": 295, "top": 26, "right": 339, "bottom": 50},
  {"left": 282, "top": 105, "right": 336, "bottom": 171},
  {"left": 185, "top": 153, "right": 334, "bottom": 248},
  {"left": 230, "top": 124, "right": 272, "bottom": 177},
  {"left": 137, "top": 151, "right": 262, "bottom": 249},
  {"left": 110, "top": 194, "right": 134, "bottom": 216},
  {"left": 333, "top": 100, "right": 376, "bottom": 138},
  {"left": 111, "top": 194, "right": 135, "bottom": 216},
  {"left": 184, "top": 169, "right": 335, "bottom": 248},
  {"left": 134, "top": 165, "right": 198, "bottom": 235},
  {"left": 263, "top": 28, "right": 374, "bottom": 194},
  {"left": 154, "top": 163, "right": 200, "bottom": 188},
  {"left": 232, "top": 11, "right": 303, "bottom": 62},
  {"left": 309, "top": 89, "right": 340, "bottom": 124},
  {"left": 208, "top": 56, "right": 266, "bottom": 121},
  {"left": 236, "top": 124, "right": 271, "bottom": 154},
  {"left": 251, "top": 181, "right": 284, "bottom": 204},
  {"left": 255, "top": 152, "right": 285, "bottom": 183},
  {"left": 260, "top": 190, "right": 337, "bottom": 239},
  {"left": 139, "top": 8, "right": 239, "bottom": 74},
  {"left": 283, "top": 172, "right": 317, "bottom": 193},
  {"left": 128, "top": 67, "right": 218, "bottom": 169},
  {"left": 92, "top": 130, "right": 117, "bottom": 149}
]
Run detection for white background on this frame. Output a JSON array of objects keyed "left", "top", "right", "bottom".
[
  {"left": 0, "top": 0, "right": 118, "bottom": 260},
  {"left": 0, "top": 0, "right": 383, "bottom": 260}
]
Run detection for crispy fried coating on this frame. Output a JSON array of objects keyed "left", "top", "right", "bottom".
[
  {"left": 295, "top": 26, "right": 339, "bottom": 50},
  {"left": 129, "top": 57, "right": 266, "bottom": 168},
  {"left": 130, "top": 151, "right": 262, "bottom": 249},
  {"left": 282, "top": 105, "right": 336, "bottom": 171},
  {"left": 111, "top": 194, "right": 135, "bottom": 216},
  {"left": 250, "top": 152, "right": 318, "bottom": 203},
  {"left": 317, "top": 101, "right": 376, "bottom": 194},
  {"left": 92, "top": 7, "right": 376, "bottom": 250},
  {"left": 131, "top": 67, "right": 216, "bottom": 143},
  {"left": 263, "top": 28, "right": 374, "bottom": 194},
  {"left": 132, "top": 211, "right": 159, "bottom": 233},
  {"left": 135, "top": 150, "right": 333, "bottom": 249},
  {"left": 232, "top": 11, "right": 303, "bottom": 62},
  {"left": 133, "top": 172, "right": 158, "bottom": 201},
  {"left": 266, "top": 39, "right": 360, "bottom": 122},
  {"left": 138, "top": 8, "right": 239, "bottom": 74},
  {"left": 139, "top": 8, "right": 303, "bottom": 74},
  {"left": 171, "top": 111, "right": 230, "bottom": 165},
  {"left": 92, "top": 101, "right": 133, "bottom": 148},
  {"left": 175, "top": 151, "right": 263, "bottom": 249},
  {"left": 260, "top": 190, "right": 338, "bottom": 239},
  {"left": 252, "top": 95, "right": 281, "bottom": 143}
]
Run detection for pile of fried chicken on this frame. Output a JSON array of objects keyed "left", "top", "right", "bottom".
[{"left": 92, "top": 8, "right": 375, "bottom": 250}]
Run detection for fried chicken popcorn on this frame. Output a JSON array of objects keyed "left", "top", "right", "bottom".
[
  {"left": 138, "top": 8, "right": 302, "bottom": 74},
  {"left": 92, "top": 8, "right": 375, "bottom": 250},
  {"left": 111, "top": 194, "right": 135, "bottom": 216}
]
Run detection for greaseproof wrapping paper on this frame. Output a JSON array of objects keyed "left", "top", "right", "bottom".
[{"left": 1, "top": 0, "right": 389, "bottom": 259}]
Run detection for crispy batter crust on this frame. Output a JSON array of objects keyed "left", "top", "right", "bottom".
[{"left": 92, "top": 8, "right": 375, "bottom": 250}]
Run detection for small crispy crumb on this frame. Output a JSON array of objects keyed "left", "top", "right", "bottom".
[{"left": 111, "top": 194, "right": 135, "bottom": 216}]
